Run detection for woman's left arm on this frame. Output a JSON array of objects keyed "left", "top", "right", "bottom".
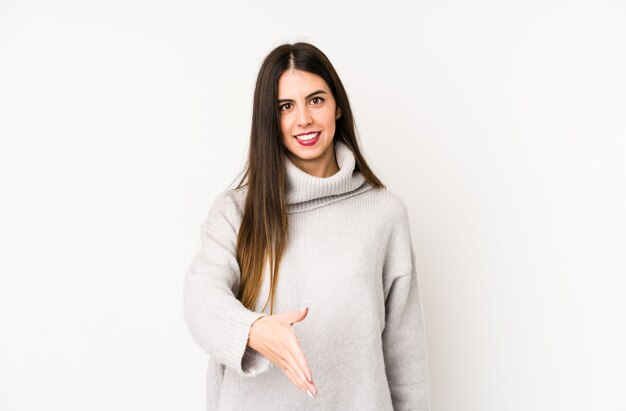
[{"left": 382, "top": 200, "right": 431, "bottom": 411}]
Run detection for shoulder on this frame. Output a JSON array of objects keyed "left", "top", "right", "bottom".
[
  {"left": 209, "top": 185, "right": 247, "bottom": 213},
  {"left": 204, "top": 186, "right": 248, "bottom": 232},
  {"left": 217, "top": 185, "right": 247, "bottom": 210},
  {"left": 364, "top": 186, "right": 410, "bottom": 226}
]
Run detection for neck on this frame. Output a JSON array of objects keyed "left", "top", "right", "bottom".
[
  {"left": 286, "top": 145, "right": 340, "bottom": 178},
  {"left": 282, "top": 139, "right": 372, "bottom": 211}
]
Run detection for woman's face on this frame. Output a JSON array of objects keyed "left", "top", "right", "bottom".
[{"left": 277, "top": 69, "right": 341, "bottom": 170}]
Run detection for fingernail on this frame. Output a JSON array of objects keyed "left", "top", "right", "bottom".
[
  {"left": 302, "top": 306, "right": 308, "bottom": 312},
  {"left": 306, "top": 376, "right": 312, "bottom": 384},
  {"left": 307, "top": 389, "right": 315, "bottom": 398}
]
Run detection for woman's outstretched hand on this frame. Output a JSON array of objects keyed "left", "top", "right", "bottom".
[{"left": 247, "top": 307, "right": 318, "bottom": 398}]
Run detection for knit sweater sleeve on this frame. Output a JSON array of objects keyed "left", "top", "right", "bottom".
[
  {"left": 382, "top": 199, "right": 431, "bottom": 411},
  {"left": 183, "top": 190, "right": 272, "bottom": 377}
]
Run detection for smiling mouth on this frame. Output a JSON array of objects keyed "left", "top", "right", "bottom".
[{"left": 294, "top": 131, "right": 321, "bottom": 141}]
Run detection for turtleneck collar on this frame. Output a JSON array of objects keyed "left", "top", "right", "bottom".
[{"left": 283, "top": 140, "right": 373, "bottom": 213}]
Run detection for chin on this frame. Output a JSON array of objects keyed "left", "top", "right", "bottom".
[{"left": 293, "top": 143, "right": 331, "bottom": 159}]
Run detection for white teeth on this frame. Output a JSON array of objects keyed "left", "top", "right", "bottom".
[{"left": 296, "top": 132, "right": 320, "bottom": 141}]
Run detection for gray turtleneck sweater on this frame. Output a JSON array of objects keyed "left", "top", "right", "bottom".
[{"left": 183, "top": 140, "right": 430, "bottom": 410}]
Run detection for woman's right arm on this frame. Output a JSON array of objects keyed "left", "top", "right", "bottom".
[
  {"left": 183, "top": 192, "right": 317, "bottom": 396},
  {"left": 182, "top": 190, "right": 318, "bottom": 397},
  {"left": 182, "top": 190, "right": 272, "bottom": 377}
]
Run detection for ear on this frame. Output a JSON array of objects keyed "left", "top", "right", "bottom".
[{"left": 336, "top": 107, "right": 342, "bottom": 120}]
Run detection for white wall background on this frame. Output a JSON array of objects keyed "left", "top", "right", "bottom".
[{"left": 1, "top": 0, "right": 624, "bottom": 410}]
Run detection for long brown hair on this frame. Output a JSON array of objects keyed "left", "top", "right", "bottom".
[{"left": 232, "top": 42, "right": 386, "bottom": 314}]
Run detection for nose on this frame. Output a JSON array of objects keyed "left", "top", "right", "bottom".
[{"left": 296, "top": 104, "right": 312, "bottom": 126}]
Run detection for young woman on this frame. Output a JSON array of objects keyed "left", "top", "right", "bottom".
[{"left": 183, "top": 42, "right": 430, "bottom": 410}]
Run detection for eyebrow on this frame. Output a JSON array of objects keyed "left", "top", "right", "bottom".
[{"left": 278, "top": 90, "right": 327, "bottom": 104}]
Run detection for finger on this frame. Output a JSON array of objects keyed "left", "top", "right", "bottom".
[
  {"left": 281, "top": 328, "right": 313, "bottom": 383},
  {"left": 283, "top": 337, "right": 317, "bottom": 395},
  {"left": 257, "top": 326, "right": 316, "bottom": 397},
  {"left": 291, "top": 340, "right": 314, "bottom": 384},
  {"left": 258, "top": 341, "right": 295, "bottom": 378},
  {"left": 273, "top": 328, "right": 312, "bottom": 388},
  {"left": 273, "top": 333, "right": 311, "bottom": 392},
  {"left": 280, "top": 357, "right": 309, "bottom": 394},
  {"left": 282, "top": 329, "right": 312, "bottom": 379},
  {"left": 283, "top": 348, "right": 311, "bottom": 389},
  {"left": 283, "top": 354, "right": 316, "bottom": 396},
  {"left": 287, "top": 307, "right": 309, "bottom": 326},
  {"left": 260, "top": 339, "right": 300, "bottom": 383}
]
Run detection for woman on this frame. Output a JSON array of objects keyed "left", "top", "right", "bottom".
[{"left": 183, "top": 42, "right": 430, "bottom": 410}]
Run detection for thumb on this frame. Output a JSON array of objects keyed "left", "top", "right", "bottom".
[{"left": 288, "top": 306, "right": 309, "bottom": 326}]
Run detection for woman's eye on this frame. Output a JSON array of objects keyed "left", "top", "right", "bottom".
[
  {"left": 279, "top": 103, "right": 292, "bottom": 111},
  {"left": 311, "top": 97, "right": 324, "bottom": 104}
]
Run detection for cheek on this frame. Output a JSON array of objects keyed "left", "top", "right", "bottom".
[{"left": 322, "top": 107, "right": 337, "bottom": 123}]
